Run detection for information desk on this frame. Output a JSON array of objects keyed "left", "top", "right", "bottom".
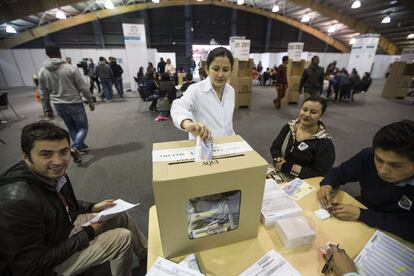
[{"left": 147, "top": 177, "right": 413, "bottom": 275}]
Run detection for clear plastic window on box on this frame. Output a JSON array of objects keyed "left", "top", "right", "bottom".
[{"left": 187, "top": 190, "right": 241, "bottom": 239}]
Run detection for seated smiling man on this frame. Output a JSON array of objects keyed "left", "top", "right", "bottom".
[
  {"left": 0, "top": 121, "right": 147, "bottom": 276},
  {"left": 318, "top": 120, "right": 414, "bottom": 242}
]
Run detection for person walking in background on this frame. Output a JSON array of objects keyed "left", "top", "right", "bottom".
[
  {"left": 110, "top": 57, "right": 124, "bottom": 98},
  {"left": 87, "top": 58, "right": 101, "bottom": 96},
  {"left": 299, "top": 55, "right": 324, "bottom": 99},
  {"left": 157, "top": 58, "right": 166, "bottom": 73},
  {"left": 94, "top": 56, "right": 113, "bottom": 102},
  {"left": 38, "top": 43, "right": 95, "bottom": 163},
  {"left": 273, "top": 56, "right": 289, "bottom": 109}
]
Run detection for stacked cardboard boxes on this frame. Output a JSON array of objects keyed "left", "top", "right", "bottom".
[
  {"left": 229, "top": 58, "right": 254, "bottom": 108},
  {"left": 152, "top": 135, "right": 267, "bottom": 258},
  {"left": 282, "top": 59, "right": 306, "bottom": 105},
  {"left": 382, "top": 61, "right": 414, "bottom": 99}
]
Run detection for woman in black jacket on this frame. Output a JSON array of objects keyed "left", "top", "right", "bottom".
[
  {"left": 156, "top": 73, "right": 177, "bottom": 119},
  {"left": 270, "top": 96, "right": 335, "bottom": 179}
]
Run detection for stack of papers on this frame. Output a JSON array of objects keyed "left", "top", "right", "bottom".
[
  {"left": 147, "top": 256, "right": 205, "bottom": 276},
  {"left": 261, "top": 187, "right": 303, "bottom": 227},
  {"left": 82, "top": 199, "right": 139, "bottom": 227},
  {"left": 239, "top": 249, "right": 301, "bottom": 276},
  {"left": 274, "top": 216, "right": 316, "bottom": 249}
]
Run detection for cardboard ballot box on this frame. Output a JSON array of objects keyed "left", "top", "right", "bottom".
[{"left": 152, "top": 135, "right": 268, "bottom": 258}]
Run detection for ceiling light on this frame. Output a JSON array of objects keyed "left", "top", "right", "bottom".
[
  {"left": 237, "top": 0, "right": 244, "bottom": 5},
  {"left": 272, "top": 4, "right": 280, "bottom": 12},
  {"left": 381, "top": 15, "right": 391, "bottom": 24},
  {"left": 196, "top": 0, "right": 204, "bottom": 2},
  {"left": 6, "top": 24, "right": 17, "bottom": 33},
  {"left": 349, "top": 38, "right": 356, "bottom": 44},
  {"left": 301, "top": 14, "right": 310, "bottom": 23},
  {"left": 351, "top": 1, "right": 361, "bottom": 9},
  {"left": 328, "top": 25, "right": 336, "bottom": 33},
  {"left": 152, "top": 0, "right": 160, "bottom": 3},
  {"left": 104, "top": 0, "right": 115, "bottom": 9},
  {"left": 55, "top": 10, "right": 66, "bottom": 19},
  {"left": 407, "top": 33, "right": 414, "bottom": 39}
]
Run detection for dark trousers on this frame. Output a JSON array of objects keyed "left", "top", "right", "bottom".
[
  {"left": 274, "top": 83, "right": 287, "bottom": 108},
  {"left": 89, "top": 77, "right": 101, "bottom": 94}
]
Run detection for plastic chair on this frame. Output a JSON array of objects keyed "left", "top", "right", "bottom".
[{"left": 0, "top": 92, "right": 21, "bottom": 122}]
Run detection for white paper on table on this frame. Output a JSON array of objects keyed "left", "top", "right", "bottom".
[
  {"left": 147, "top": 257, "right": 205, "bottom": 276},
  {"left": 264, "top": 179, "right": 282, "bottom": 194},
  {"left": 239, "top": 249, "right": 301, "bottom": 276},
  {"left": 261, "top": 190, "right": 303, "bottom": 227},
  {"left": 281, "top": 178, "right": 315, "bottom": 201},
  {"left": 178, "top": 254, "right": 202, "bottom": 273},
  {"left": 82, "top": 199, "right": 140, "bottom": 227}
]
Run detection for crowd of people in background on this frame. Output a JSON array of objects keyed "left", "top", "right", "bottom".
[
  {"left": 253, "top": 57, "right": 373, "bottom": 110},
  {"left": 136, "top": 57, "right": 198, "bottom": 122}
]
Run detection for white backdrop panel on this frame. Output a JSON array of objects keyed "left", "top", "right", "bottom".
[
  {"left": 30, "top": 49, "right": 48, "bottom": 75},
  {"left": 0, "top": 49, "right": 23, "bottom": 87},
  {"left": 13, "top": 49, "right": 37, "bottom": 86}
]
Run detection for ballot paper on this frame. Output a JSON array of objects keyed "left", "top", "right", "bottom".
[
  {"left": 82, "top": 199, "right": 140, "bottom": 227},
  {"left": 261, "top": 190, "right": 303, "bottom": 227},
  {"left": 281, "top": 178, "right": 315, "bottom": 201},
  {"left": 239, "top": 249, "right": 301, "bottom": 276},
  {"left": 354, "top": 230, "right": 414, "bottom": 276},
  {"left": 194, "top": 136, "right": 213, "bottom": 161},
  {"left": 147, "top": 257, "right": 205, "bottom": 276},
  {"left": 314, "top": 208, "right": 331, "bottom": 220},
  {"left": 264, "top": 179, "right": 282, "bottom": 193},
  {"left": 178, "top": 254, "right": 202, "bottom": 273}
]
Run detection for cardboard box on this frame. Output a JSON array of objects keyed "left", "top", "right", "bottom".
[
  {"left": 230, "top": 77, "right": 253, "bottom": 108},
  {"left": 152, "top": 135, "right": 268, "bottom": 258}
]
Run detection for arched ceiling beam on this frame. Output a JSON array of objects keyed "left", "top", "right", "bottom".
[
  {"left": 288, "top": 0, "right": 399, "bottom": 55},
  {"left": 0, "top": 0, "right": 348, "bottom": 53}
]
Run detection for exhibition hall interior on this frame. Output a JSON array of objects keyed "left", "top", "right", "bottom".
[{"left": 0, "top": 0, "right": 413, "bottom": 275}]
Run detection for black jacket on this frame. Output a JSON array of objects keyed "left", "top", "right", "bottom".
[
  {"left": 270, "top": 120, "right": 335, "bottom": 179},
  {"left": 110, "top": 63, "right": 124, "bottom": 78},
  {"left": 299, "top": 64, "right": 325, "bottom": 92},
  {"left": 0, "top": 161, "right": 95, "bottom": 276},
  {"left": 320, "top": 148, "right": 414, "bottom": 242}
]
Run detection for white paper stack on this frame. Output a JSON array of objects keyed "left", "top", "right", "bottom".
[
  {"left": 147, "top": 257, "right": 205, "bottom": 276},
  {"left": 239, "top": 249, "right": 301, "bottom": 276},
  {"left": 261, "top": 187, "right": 303, "bottom": 227},
  {"left": 274, "top": 216, "right": 316, "bottom": 249}
]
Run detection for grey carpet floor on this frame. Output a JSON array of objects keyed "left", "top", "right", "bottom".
[{"left": 1, "top": 79, "right": 413, "bottom": 236}]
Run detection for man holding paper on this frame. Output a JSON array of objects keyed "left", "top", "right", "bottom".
[{"left": 0, "top": 121, "right": 147, "bottom": 276}]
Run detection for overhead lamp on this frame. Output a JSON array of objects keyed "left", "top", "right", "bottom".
[
  {"left": 104, "top": 0, "right": 115, "bottom": 9},
  {"left": 381, "top": 15, "right": 391, "bottom": 24},
  {"left": 6, "top": 24, "right": 17, "bottom": 33},
  {"left": 152, "top": 0, "right": 160, "bottom": 3},
  {"left": 351, "top": 1, "right": 361, "bottom": 9},
  {"left": 272, "top": 4, "right": 280, "bottom": 13},
  {"left": 328, "top": 25, "right": 336, "bottom": 33},
  {"left": 237, "top": 0, "right": 244, "bottom": 5},
  {"left": 407, "top": 33, "right": 414, "bottom": 39},
  {"left": 55, "top": 10, "right": 66, "bottom": 19},
  {"left": 349, "top": 38, "right": 356, "bottom": 44},
  {"left": 301, "top": 14, "right": 310, "bottom": 23}
]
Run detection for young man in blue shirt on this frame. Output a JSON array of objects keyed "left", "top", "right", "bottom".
[{"left": 318, "top": 120, "right": 414, "bottom": 242}]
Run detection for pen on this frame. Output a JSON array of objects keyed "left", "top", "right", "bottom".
[{"left": 321, "top": 244, "right": 339, "bottom": 274}]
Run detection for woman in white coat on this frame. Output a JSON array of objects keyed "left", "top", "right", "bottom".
[{"left": 171, "top": 47, "right": 235, "bottom": 140}]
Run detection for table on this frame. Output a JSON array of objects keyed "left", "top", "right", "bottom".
[{"left": 147, "top": 177, "right": 413, "bottom": 275}]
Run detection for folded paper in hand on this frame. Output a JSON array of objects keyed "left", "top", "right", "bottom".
[{"left": 82, "top": 199, "right": 140, "bottom": 227}]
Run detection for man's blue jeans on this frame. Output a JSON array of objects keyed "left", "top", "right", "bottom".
[
  {"left": 114, "top": 77, "right": 123, "bottom": 97},
  {"left": 54, "top": 103, "right": 88, "bottom": 150},
  {"left": 100, "top": 78, "right": 113, "bottom": 100}
]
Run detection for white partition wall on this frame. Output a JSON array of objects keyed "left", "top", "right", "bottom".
[
  {"left": 13, "top": 49, "right": 37, "bottom": 86},
  {"left": 0, "top": 49, "right": 24, "bottom": 87}
]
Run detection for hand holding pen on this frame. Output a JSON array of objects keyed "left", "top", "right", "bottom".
[{"left": 322, "top": 244, "right": 358, "bottom": 275}]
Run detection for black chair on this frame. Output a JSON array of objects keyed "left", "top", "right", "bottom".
[{"left": 0, "top": 92, "right": 21, "bottom": 122}]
